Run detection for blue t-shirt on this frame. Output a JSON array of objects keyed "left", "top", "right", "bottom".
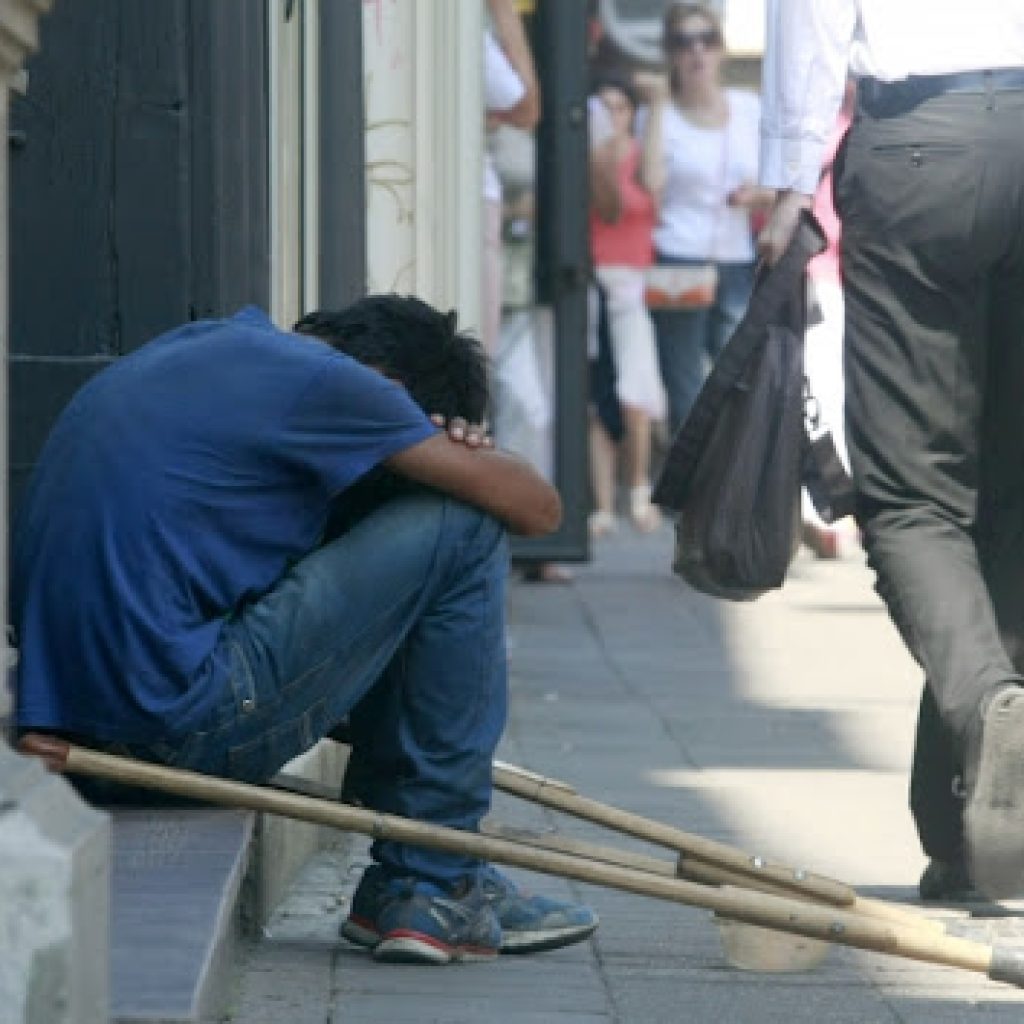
[{"left": 12, "top": 307, "right": 437, "bottom": 741}]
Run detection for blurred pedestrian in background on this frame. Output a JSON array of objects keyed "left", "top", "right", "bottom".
[
  {"left": 482, "top": 0, "right": 540, "bottom": 358},
  {"left": 760, "top": 0, "right": 1024, "bottom": 901},
  {"left": 638, "top": 2, "right": 773, "bottom": 437},
  {"left": 588, "top": 75, "right": 666, "bottom": 537},
  {"left": 484, "top": 0, "right": 570, "bottom": 584},
  {"left": 800, "top": 79, "right": 857, "bottom": 561}
]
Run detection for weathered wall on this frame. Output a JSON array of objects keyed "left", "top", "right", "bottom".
[
  {"left": 8, "top": 0, "right": 270, "bottom": 514},
  {"left": 362, "top": 0, "right": 483, "bottom": 331}
]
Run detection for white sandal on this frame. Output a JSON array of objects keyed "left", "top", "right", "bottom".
[
  {"left": 629, "top": 486, "right": 660, "bottom": 533},
  {"left": 588, "top": 510, "right": 618, "bottom": 538}
]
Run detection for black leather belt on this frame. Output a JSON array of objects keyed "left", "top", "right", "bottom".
[{"left": 859, "top": 68, "right": 1024, "bottom": 114}]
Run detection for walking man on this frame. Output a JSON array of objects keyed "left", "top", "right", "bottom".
[{"left": 759, "top": 1, "right": 1024, "bottom": 899}]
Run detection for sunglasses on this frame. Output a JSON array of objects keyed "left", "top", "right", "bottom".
[{"left": 666, "top": 28, "right": 722, "bottom": 52}]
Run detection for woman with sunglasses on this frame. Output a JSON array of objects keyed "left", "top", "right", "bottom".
[{"left": 637, "top": 2, "right": 774, "bottom": 437}]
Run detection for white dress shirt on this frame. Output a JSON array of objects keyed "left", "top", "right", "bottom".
[{"left": 760, "top": 0, "right": 1024, "bottom": 194}]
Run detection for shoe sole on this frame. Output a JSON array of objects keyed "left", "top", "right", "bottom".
[
  {"left": 373, "top": 931, "right": 499, "bottom": 965},
  {"left": 965, "top": 690, "right": 1024, "bottom": 899},
  {"left": 344, "top": 918, "right": 598, "bottom": 955},
  {"left": 498, "top": 921, "right": 599, "bottom": 954}
]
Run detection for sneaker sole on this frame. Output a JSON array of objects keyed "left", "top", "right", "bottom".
[
  {"left": 374, "top": 931, "right": 499, "bottom": 965},
  {"left": 965, "top": 690, "right": 1024, "bottom": 899},
  {"left": 499, "top": 921, "right": 599, "bottom": 954},
  {"left": 346, "top": 915, "right": 599, "bottom": 955}
]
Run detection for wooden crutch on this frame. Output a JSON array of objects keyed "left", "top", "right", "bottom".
[
  {"left": 490, "top": 760, "right": 945, "bottom": 935},
  {"left": 18, "top": 735, "right": 1024, "bottom": 989}
]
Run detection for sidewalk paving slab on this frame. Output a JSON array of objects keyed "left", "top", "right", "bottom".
[{"left": 226, "top": 526, "right": 1024, "bottom": 1022}]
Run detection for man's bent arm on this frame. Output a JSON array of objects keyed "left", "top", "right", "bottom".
[
  {"left": 386, "top": 433, "right": 562, "bottom": 537},
  {"left": 758, "top": 0, "right": 856, "bottom": 261}
]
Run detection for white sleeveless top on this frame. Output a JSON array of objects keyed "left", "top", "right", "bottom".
[{"left": 640, "top": 88, "right": 761, "bottom": 262}]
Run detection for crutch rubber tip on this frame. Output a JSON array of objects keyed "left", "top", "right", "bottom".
[{"left": 989, "top": 948, "right": 1024, "bottom": 987}]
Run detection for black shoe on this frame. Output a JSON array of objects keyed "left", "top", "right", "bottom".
[
  {"left": 963, "top": 685, "right": 1024, "bottom": 899},
  {"left": 918, "top": 858, "right": 981, "bottom": 902}
]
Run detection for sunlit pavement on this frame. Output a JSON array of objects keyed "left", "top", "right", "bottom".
[{"left": 228, "top": 524, "right": 1024, "bottom": 1023}]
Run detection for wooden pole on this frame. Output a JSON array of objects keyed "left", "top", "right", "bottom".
[
  {"left": 482, "top": 818, "right": 942, "bottom": 936},
  {"left": 19, "top": 736, "right": 1023, "bottom": 988},
  {"left": 491, "top": 763, "right": 942, "bottom": 935}
]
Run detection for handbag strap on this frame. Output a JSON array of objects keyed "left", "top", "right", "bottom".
[{"left": 704, "top": 103, "right": 730, "bottom": 263}]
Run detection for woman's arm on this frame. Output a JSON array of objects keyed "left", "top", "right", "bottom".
[
  {"left": 634, "top": 72, "right": 669, "bottom": 205},
  {"left": 590, "top": 137, "right": 622, "bottom": 224},
  {"left": 486, "top": 0, "right": 541, "bottom": 131}
]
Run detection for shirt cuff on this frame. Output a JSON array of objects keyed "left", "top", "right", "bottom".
[{"left": 759, "top": 132, "right": 826, "bottom": 196}]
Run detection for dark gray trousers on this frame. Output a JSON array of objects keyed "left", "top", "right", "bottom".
[{"left": 835, "top": 84, "right": 1024, "bottom": 861}]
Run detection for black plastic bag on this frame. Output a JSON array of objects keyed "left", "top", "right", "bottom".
[{"left": 652, "top": 212, "right": 831, "bottom": 601}]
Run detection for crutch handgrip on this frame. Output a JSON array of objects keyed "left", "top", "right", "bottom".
[{"left": 17, "top": 732, "right": 71, "bottom": 772}]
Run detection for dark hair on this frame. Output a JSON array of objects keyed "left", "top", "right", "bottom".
[
  {"left": 590, "top": 73, "right": 640, "bottom": 117},
  {"left": 662, "top": 1, "right": 724, "bottom": 45},
  {"left": 294, "top": 294, "right": 488, "bottom": 423},
  {"left": 662, "top": 3, "right": 725, "bottom": 94}
]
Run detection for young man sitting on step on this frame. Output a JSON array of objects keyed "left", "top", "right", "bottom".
[{"left": 12, "top": 294, "right": 598, "bottom": 965}]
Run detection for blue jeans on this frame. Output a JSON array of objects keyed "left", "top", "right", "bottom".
[
  {"left": 137, "top": 493, "right": 509, "bottom": 886},
  {"left": 651, "top": 257, "right": 755, "bottom": 436}
]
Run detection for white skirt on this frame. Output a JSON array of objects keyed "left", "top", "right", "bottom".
[{"left": 596, "top": 265, "right": 667, "bottom": 421}]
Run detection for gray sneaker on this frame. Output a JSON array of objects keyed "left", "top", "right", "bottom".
[
  {"left": 342, "top": 863, "right": 598, "bottom": 955},
  {"left": 372, "top": 875, "right": 502, "bottom": 965},
  {"left": 479, "top": 866, "right": 599, "bottom": 953}
]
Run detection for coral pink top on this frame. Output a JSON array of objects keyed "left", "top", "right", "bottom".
[
  {"left": 590, "top": 142, "right": 655, "bottom": 269},
  {"left": 808, "top": 109, "right": 852, "bottom": 285}
]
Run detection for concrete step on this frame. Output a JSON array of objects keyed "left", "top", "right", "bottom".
[
  {"left": 106, "top": 740, "right": 350, "bottom": 1024},
  {"left": 110, "top": 808, "right": 253, "bottom": 1024}
]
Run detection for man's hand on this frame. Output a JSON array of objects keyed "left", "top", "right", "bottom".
[
  {"left": 430, "top": 414, "right": 494, "bottom": 449},
  {"left": 757, "top": 190, "right": 813, "bottom": 265}
]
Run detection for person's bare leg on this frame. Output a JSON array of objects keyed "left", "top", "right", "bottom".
[
  {"left": 623, "top": 404, "right": 659, "bottom": 532},
  {"left": 589, "top": 414, "right": 618, "bottom": 536}
]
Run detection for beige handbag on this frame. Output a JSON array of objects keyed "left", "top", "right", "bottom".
[{"left": 643, "top": 264, "right": 719, "bottom": 310}]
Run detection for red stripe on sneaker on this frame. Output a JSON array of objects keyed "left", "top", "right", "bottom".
[
  {"left": 381, "top": 929, "right": 498, "bottom": 959},
  {"left": 383, "top": 929, "right": 453, "bottom": 954}
]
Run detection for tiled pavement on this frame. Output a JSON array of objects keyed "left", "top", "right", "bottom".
[{"left": 226, "top": 525, "right": 1024, "bottom": 1023}]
